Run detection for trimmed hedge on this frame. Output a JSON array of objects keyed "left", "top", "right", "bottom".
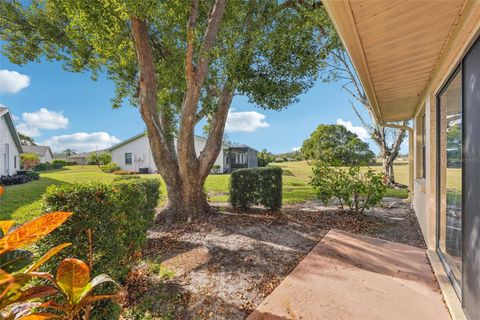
[
  {"left": 33, "top": 162, "right": 51, "bottom": 171},
  {"left": 37, "top": 178, "right": 160, "bottom": 319},
  {"left": 52, "top": 159, "right": 67, "bottom": 168},
  {"left": 230, "top": 167, "right": 282, "bottom": 211},
  {"left": 38, "top": 178, "right": 160, "bottom": 280}
]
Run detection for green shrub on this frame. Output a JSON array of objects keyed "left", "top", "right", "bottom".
[
  {"left": 52, "top": 159, "right": 67, "bottom": 168},
  {"left": 113, "top": 175, "right": 141, "bottom": 181},
  {"left": 112, "top": 169, "right": 135, "bottom": 175},
  {"left": 38, "top": 178, "right": 160, "bottom": 280},
  {"left": 20, "top": 153, "right": 40, "bottom": 170},
  {"left": 310, "top": 164, "right": 386, "bottom": 214},
  {"left": 33, "top": 162, "right": 51, "bottom": 171},
  {"left": 101, "top": 162, "right": 121, "bottom": 173},
  {"left": 230, "top": 167, "right": 282, "bottom": 211},
  {"left": 37, "top": 178, "right": 160, "bottom": 319},
  {"left": 26, "top": 171, "right": 40, "bottom": 180}
]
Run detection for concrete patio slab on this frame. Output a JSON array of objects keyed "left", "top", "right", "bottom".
[{"left": 247, "top": 229, "right": 449, "bottom": 320}]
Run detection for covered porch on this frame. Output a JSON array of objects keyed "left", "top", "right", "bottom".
[
  {"left": 251, "top": 1, "right": 480, "bottom": 319},
  {"left": 248, "top": 229, "right": 449, "bottom": 320}
]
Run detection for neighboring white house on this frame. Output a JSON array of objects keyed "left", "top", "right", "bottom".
[
  {"left": 0, "top": 107, "right": 23, "bottom": 176},
  {"left": 22, "top": 145, "right": 54, "bottom": 163},
  {"left": 109, "top": 133, "right": 227, "bottom": 173}
]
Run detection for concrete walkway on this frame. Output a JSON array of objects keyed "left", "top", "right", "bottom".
[{"left": 247, "top": 229, "right": 449, "bottom": 320}]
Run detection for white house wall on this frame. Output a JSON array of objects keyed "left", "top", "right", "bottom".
[
  {"left": 40, "top": 152, "right": 53, "bottom": 164},
  {"left": 111, "top": 135, "right": 156, "bottom": 173},
  {"left": 111, "top": 135, "right": 224, "bottom": 173},
  {"left": 0, "top": 116, "right": 21, "bottom": 176}
]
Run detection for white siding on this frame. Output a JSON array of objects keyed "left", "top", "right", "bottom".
[
  {"left": 111, "top": 134, "right": 225, "bottom": 173},
  {"left": 111, "top": 135, "right": 157, "bottom": 173},
  {"left": 0, "top": 116, "right": 21, "bottom": 176}
]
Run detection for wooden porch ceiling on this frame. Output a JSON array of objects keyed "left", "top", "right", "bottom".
[{"left": 324, "top": 0, "right": 467, "bottom": 122}]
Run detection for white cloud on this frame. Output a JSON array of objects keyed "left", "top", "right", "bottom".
[
  {"left": 16, "top": 123, "right": 41, "bottom": 137},
  {"left": 225, "top": 110, "right": 269, "bottom": 133},
  {"left": 22, "top": 108, "right": 69, "bottom": 130},
  {"left": 0, "top": 69, "right": 31, "bottom": 94},
  {"left": 292, "top": 146, "right": 301, "bottom": 152},
  {"left": 15, "top": 108, "right": 69, "bottom": 137},
  {"left": 336, "top": 118, "right": 370, "bottom": 142},
  {"left": 41, "top": 132, "right": 121, "bottom": 152}
]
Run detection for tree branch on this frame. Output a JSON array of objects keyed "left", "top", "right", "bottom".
[
  {"left": 198, "top": 79, "right": 234, "bottom": 180},
  {"left": 130, "top": 17, "right": 179, "bottom": 179},
  {"left": 178, "top": 0, "right": 227, "bottom": 178}
]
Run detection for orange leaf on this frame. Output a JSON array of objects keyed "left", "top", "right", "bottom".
[
  {"left": 26, "top": 243, "right": 72, "bottom": 273},
  {"left": 0, "top": 269, "right": 14, "bottom": 300},
  {"left": 0, "top": 212, "right": 73, "bottom": 254},
  {"left": 56, "top": 258, "right": 90, "bottom": 305},
  {"left": 0, "top": 268, "right": 14, "bottom": 286},
  {"left": 16, "top": 285, "right": 59, "bottom": 303},
  {"left": 73, "top": 294, "right": 118, "bottom": 313},
  {"left": 0, "top": 185, "right": 4, "bottom": 196},
  {"left": 17, "top": 313, "right": 61, "bottom": 320},
  {"left": 39, "top": 300, "right": 67, "bottom": 312},
  {"left": 0, "top": 221, "right": 15, "bottom": 235}
]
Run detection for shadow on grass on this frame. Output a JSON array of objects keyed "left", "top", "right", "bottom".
[{"left": 0, "top": 177, "right": 69, "bottom": 222}]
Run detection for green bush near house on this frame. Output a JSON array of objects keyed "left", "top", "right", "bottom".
[
  {"left": 52, "top": 159, "right": 67, "bottom": 168},
  {"left": 33, "top": 162, "right": 51, "bottom": 171},
  {"left": 100, "top": 162, "right": 121, "bottom": 173},
  {"left": 26, "top": 171, "right": 40, "bottom": 180},
  {"left": 310, "top": 164, "right": 386, "bottom": 214},
  {"left": 230, "top": 167, "right": 283, "bottom": 211},
  {"left": 36, "top": 178, "right": 161, "bottom": 318}
]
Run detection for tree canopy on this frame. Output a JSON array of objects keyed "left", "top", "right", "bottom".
[
  {"left": 18, "top": 133, "right": 36, "bottom": 146},
  {"left": 1, "top": 0, "right": 337, "bottom": 220},
  {"left": 258, "top": 149, "right": 274, "bottom": 167},
  {"left": 301, "top": 124, "right": 374, "bottom": 165}
]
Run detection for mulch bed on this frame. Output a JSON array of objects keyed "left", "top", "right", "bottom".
[{"left": 121, "top": 200, "right": 425, "bottom": 319}]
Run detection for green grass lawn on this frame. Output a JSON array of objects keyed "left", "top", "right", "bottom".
[{"left": 1, "top": 161, "right": 414, "bottom": 223}]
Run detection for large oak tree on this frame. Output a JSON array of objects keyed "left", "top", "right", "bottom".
[{"left": 1, "top": 0, "right": 334, "bottom": 221}]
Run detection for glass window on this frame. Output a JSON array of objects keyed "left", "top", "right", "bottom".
[
  {"left": 125, "top": 153, "right": 132, "bottom": 165},
  {"left": 438, "top": 69, "right": 462, "bottom": 290}
]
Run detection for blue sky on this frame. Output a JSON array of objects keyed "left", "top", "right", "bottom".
[{"left": 0, "top": 52, "right": 397, "bottom": 155}]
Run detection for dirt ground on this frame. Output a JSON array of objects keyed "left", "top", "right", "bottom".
[{"left": 122, "top": 199, "right": 425, "bottom": 320}]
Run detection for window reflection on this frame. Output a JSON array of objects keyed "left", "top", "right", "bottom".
[{"left": 438, "top": 70, "right": 462, "bottom": 287}]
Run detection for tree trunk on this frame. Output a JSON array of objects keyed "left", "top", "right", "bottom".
[
  {"left": 130, "top": 3, "right": 228, "bottom": 223},
  {"left": 160, "top": 176, "right": 210, "bottom": 223},
  {"left": 382, "top": 156, "right": 395, "bottom": 185}
]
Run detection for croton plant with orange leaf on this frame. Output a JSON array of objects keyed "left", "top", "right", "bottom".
[{"left": 0, "top": 185, "right": 120, "bottom": 319}]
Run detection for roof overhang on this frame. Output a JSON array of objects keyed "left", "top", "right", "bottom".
[{"left": 323, "top": 0, "right": 471, "bottom": 122}]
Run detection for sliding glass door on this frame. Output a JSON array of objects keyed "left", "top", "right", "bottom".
[
  {"left": 437, "top": 36, "right": 480, "bottom": 319},
  {"left": 437, "top": 68, "right": 462, "bottom": 294}
]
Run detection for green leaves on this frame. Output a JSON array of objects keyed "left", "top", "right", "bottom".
[
  {"left": 310, "top": 164, "right": 387, "bottom": 214},
  {"left": 301, "top": 124, "right": 375, "bottom": 166},
  {"left": 0, "top": 250, "right": 33, "bottom": 273},
  {"left": 230, "top": 167, "right": 283, "bottom": 211}
]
